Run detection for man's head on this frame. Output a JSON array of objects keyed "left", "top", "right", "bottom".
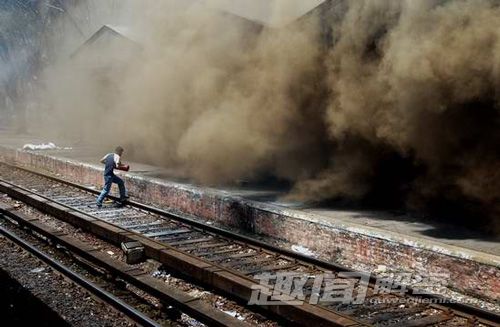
[{"left": 115, "top": 146, "right": 124, "bottom": 156}]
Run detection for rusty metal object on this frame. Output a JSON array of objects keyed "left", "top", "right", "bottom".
[{"left": 121, "top": 241, "right": 145, "bottom": 264}]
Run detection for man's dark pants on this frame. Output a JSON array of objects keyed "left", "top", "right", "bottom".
[{"left": 97, "top": 175, "right": 126, "bottom": 205}]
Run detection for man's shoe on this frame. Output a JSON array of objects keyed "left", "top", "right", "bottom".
[
  {"left": 96, "top": 203, "right": 102, "bottom": 208},
  {"left": 115, "top": 201, "right": 125, "bottom": 208}
]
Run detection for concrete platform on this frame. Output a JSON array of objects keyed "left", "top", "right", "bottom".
[{"left": 0, "top": 131, "right": 498, "bottom": 304}]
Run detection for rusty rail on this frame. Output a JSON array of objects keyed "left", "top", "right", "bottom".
[
  {"left": 0, "top": 224, "right": 161, "bottom": 327},
  {"left": 0, "top": 203, "right": 253, "bottom": 327},
  {"left": 0, "top": 178, "right": 364, "bottom": 326}
]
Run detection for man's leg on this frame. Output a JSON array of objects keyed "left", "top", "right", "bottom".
[
  {"left": 96, "top": 176, "right": 112, "bottom": 206},
  {"left": 112, "top": 175, "right": 127, "bottom": 202}
]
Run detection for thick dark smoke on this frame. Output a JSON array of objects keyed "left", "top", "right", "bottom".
[
  {"left": 293, "top": 0, "right": 500, "bottom": 232},
  {"left": 17, "top": 0, "right": 500, "bottom": 233}
]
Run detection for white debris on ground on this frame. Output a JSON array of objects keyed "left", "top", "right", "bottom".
[
  {"left": 291, "top": 244, "right": 317, "bottom": 257},
  {"left": 180, "top": 313, "right": 206, "bottom": 327},
  {"left": 187, "top": 289, "right": 210, "bottom": 298},
  {"left": 223, "top": 310, "right": 246, "bottom": 321},
  {"left": 22, "top": 142, "right": 72, "bottom": 151},
  {"left": 374, "top": 265, "right": 387, "bottom": 273},
  {"left": 151, "top": 270, "right": 170, "bottom": 279},
  {"left": 30, "top": 267, "right": 46, "bottom": 273}
]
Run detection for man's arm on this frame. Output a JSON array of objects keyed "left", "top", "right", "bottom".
[
  {"left": 114, "top": 154, "right": 124, "bottom": 168},
  {"left": 99, "top": 154, "right": 107, "bottom": 164}
]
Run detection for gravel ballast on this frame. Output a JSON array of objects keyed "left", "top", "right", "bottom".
[{"left": 0, "top": 235, "right": 135, "bottom": 327}]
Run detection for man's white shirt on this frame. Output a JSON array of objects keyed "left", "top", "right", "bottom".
[{"left": 100, "top": 153, "right": 121, "bottom": 167}]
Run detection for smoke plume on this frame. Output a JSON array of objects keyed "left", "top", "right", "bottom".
[{"left": 22, "top": 0, "right": 500, "bottom": 233}]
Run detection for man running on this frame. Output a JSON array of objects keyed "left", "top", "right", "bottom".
[{"left": 96, "top": 146, "right": 128, "bottom": 208}]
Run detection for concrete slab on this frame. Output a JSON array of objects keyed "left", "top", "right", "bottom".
[{"left": 0, "top": 131, "right": 498, "bottom": 303}]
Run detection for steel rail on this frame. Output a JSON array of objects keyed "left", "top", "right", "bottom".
[
  {"left": 0, "top": 224, "right": 161, "bottom": 327},
  {"left": 0, "top": 205, "right": 252, "bottom": 327}
]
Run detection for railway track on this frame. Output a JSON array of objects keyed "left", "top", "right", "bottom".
[
  {"left": 0, "top": 162, "right": 498, "bottom": 327},
  {"left": 0, "top": 223, "right": 162, "bottom": 327},
  {"left": 0, "top": 204, "right": 252, "bottom": 326}
]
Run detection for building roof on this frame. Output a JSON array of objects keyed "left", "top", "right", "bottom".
[
  {"left": 70, "top": 25, "right": 141, "bottom": 59},
  {"left": 202, "top": 0, "right": 327, "bottom": 27}
]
